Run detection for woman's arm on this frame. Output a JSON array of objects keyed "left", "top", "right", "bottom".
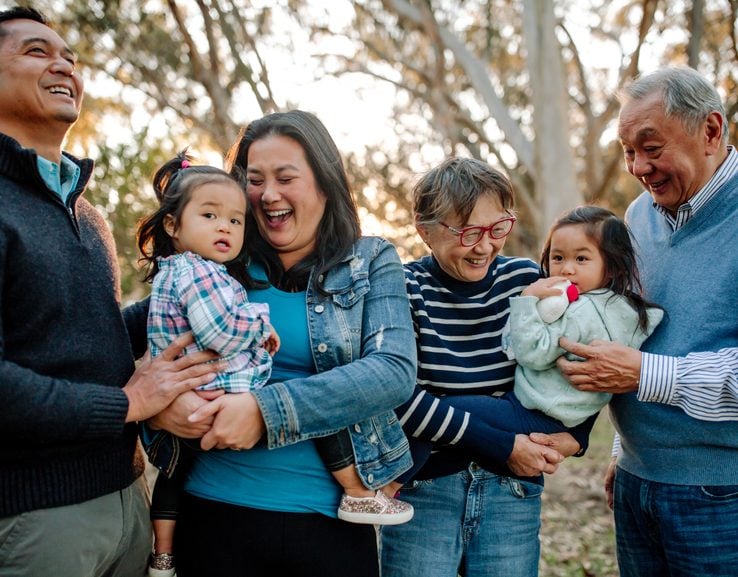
[{"left": 397, "top": 387, "right": 564, "bottom": 476}]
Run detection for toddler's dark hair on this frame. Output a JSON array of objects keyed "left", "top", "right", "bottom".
[
  {"left": 136, "top": 149, "right": 249, "bottom": 285},
  {"left": 540, "top": 205, "right": 661, "bottom": 332}
]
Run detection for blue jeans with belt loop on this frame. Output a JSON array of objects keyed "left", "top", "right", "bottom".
[
  {"left": 614, "top": 466, "right": 738, "bottom": 577},
  {"left": 380, "top": 463, "right": 542, "bottom": 577}
]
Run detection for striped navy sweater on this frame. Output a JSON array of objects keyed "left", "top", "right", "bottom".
[{"left": 399, "top": 254, "right": 592, "bottom": 481}]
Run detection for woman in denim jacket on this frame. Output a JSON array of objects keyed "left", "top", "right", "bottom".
[{"left": 146, "top": 110, "right": 415, "bottom": 577}]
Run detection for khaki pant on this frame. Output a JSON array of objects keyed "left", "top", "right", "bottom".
[{"left": 0, "top": 476, "right": 151, "bottom": 577}]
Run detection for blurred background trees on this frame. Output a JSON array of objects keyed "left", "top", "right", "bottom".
[{"left": 31, "top": 0, "right": 738, "bottom": 301}]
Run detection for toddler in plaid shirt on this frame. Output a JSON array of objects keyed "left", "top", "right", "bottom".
[{"left": 137, "top": 152, "right": 279, "bottom": 577}]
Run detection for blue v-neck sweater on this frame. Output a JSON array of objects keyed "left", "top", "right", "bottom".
[{"left": 611, "top": 171, "right": 738, "bottom": 485}]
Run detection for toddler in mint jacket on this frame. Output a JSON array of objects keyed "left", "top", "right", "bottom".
[{"left": 504, "top": 285, "right": 664, "bottom": 427}]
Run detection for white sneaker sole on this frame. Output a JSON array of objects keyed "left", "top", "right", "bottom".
[
  {"left": 337, "top": 508, "right": 414, "bottom": 525},
  {"left": 148, "top": 568, "right": 176, "bottom": 577}
]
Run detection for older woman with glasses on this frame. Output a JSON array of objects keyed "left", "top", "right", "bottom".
[{"left": 380, "top": 157, "right": 594, "bottom": 577}]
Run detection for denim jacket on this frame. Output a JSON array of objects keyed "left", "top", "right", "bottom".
[
  {"left": 144, "top": 236, "right": 416, "bottom": 489},
  {"left": 253, "top": 236, "right": 415, "bottom": 488}
]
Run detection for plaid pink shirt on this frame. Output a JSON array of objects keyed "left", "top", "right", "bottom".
[{"left": 148, "top": 251, "right": 272, "bottom": 391}]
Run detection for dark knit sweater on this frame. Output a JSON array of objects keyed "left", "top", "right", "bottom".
[{"left": 0, "top": 133, "right": 146, "bottom": 517}]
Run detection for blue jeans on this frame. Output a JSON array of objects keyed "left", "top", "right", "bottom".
[
  {"left": 380, "top": 464, "right": 542, "bottom": 577},
  {"left": 614, "top": 467, "right": 738, "bottom": 577}
]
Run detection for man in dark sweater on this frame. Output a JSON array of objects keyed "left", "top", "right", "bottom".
[{"left": 0, "top": 7, "right": 222, "bottom": 577}]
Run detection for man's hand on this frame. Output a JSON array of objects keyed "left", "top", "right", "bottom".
[
  {"left": 557, "top": 338, "right": 642, "bottom": 394},
  {"left": 604, "top": 457, "right": 617, "bottom": 510},
  {"left": 123, "top": 332, "right": 223, "bottom": 423},
  {"left": 506, "top": 434, "right": 564, "bottom": 477},
  {"left": 189, "top": 392, "right": 266, "bottom": 451}
]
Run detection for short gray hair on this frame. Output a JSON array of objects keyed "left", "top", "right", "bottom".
[
  {"left": 413, "top": 157, "right": 515, "bottom": 226},
  {"left": 619, "top": 66, "right": 728, "bottom": 143}
]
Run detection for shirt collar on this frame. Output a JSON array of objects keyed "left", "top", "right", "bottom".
[
  {"left": 654, "top": 145, "right": 738, "bottom": 230},
  {"left": 36, "top": 154, "right": 81, "bottom": 204}
]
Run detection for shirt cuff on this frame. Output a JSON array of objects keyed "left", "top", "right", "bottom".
[
  {"left": 610, "top": 432, "right": 621, "bottom": 459},
  {"left": 636, "top": 352, "right": 677, "bottom": 405}
]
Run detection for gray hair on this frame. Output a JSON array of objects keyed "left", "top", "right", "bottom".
[
  {"left": 413, "top": 157, "right": 515, "bottom": 226},
  {"left": 620, "top": 66, "right": 728, "bottom": 143}
]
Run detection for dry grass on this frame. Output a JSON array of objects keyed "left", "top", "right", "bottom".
[{"left": 539, "top": 410, "right": 619, "bottom": 577}]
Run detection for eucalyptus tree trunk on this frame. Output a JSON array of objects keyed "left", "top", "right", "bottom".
[{"left": 521, "top": 0, "right": 582, "bottom": 237}]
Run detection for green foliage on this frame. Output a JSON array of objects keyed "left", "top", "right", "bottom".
[{"left": 65, "top": 116, "right": 173, "bottom": 301}]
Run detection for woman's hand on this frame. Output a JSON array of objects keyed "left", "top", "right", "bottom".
[
  {"left": 147, "top": 389, "right": 223, "bottom": 438},
  {"left": 506, "top": 434, "right": 564, "bottom": 477},
  {"left": 529, "top": 431, "right": 581, "bottom": 457},
  {"left": 189, "top": 392, "right": 266, "bottom": 451}
]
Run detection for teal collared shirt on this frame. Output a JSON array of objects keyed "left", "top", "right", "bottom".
[{"left": 36, "top": 154, "right": 81, "bottom": 204}]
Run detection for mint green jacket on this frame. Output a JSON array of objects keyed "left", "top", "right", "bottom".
[{"left": 504, "top": 290, "right": 663, "bottom": 427}]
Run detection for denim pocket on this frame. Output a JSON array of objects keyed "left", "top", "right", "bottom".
[
  {"left": 700, "top": 485, "right": 738, "bottom": 500},
  {"left": 330, "top": 277, "right": 370, "bottom": 308},
  {"left": 504, "top": 477, "right": 544, "bottom": 500},
  {"left": 404, "top": 479, "right": 434, "bottom": 493}
]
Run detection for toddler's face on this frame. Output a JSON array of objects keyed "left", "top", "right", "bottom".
[
  {"left": 166, "top": 180, "right": 246, "bottom": 263},
  {"left": 547, "top": 224, "right": 607, "bottom": 294}
]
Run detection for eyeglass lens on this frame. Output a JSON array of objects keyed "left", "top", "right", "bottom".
[{"left": 461, "top": 220, "right": 513, "bottom": 245}]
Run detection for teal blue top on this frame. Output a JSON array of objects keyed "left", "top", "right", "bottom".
[{"left": 185, "top": 276, "right": 341, "bottom": 516}]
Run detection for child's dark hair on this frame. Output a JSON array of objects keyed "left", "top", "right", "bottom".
[
  {"left": 540, "top": 206, "right": 661, "bottom": 332},
  {"left": 137, "top": 150, "right": 250, "bottom": 285}
]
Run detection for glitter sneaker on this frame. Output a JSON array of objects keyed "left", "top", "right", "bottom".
[
  {"left": 148, "top": 552, "right": 176, "bottom": 577},
  {"left": 337, "top": 490, "right": 414, "bottom": 525}
]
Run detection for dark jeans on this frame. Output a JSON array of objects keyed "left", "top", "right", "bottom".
[
  {"left": 175, "top": 493, "right": 379, "bottom": 577},
  {"left": 614, "top": 467, "right": 738, "bottom": 577}
]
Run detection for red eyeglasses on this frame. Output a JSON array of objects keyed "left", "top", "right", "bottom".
[{"left": 439, "top": 214, "right": 517, "bottom": 247}]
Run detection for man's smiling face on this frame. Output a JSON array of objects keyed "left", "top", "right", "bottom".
[{"left": 0, "top": 18, "right": 83, "bottom": 133}]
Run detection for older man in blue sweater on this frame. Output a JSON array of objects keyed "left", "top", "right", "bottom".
[
  {"left": 559, "top": 67, "right": 738, "bottom": 577},
  {"left": 0, "top": 7, "right": 223, "bottom": 577}
]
